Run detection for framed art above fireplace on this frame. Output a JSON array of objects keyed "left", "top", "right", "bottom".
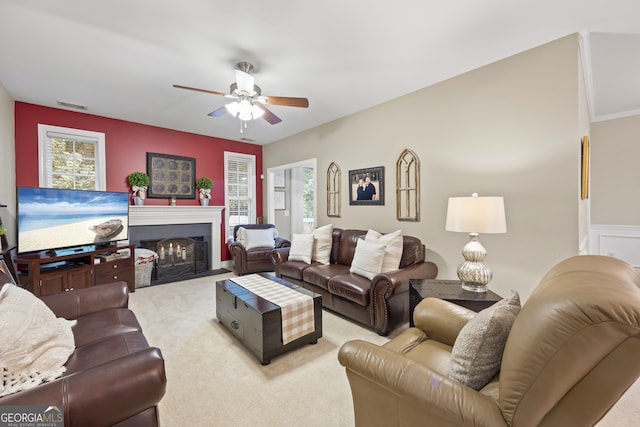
[{"left": 147, "top": 152, "right": 196, "bottom": 199}]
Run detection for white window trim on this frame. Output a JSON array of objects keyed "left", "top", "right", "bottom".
[
  {"left": 37, "top": 124, "right": 106, "bottom": 190},
  {"left": 224, "top": 151, "right": 257, "bottom": 240}
]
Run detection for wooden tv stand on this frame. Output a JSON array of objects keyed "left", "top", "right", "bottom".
[{"left": 14, "top": 244, "right": 135, "bottom": 296}]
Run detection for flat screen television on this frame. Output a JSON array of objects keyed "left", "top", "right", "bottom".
[{"left": 17, "top": 187, "right": 130, "bottom": 254}]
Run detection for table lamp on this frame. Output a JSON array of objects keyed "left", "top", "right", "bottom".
[{"left": 445, "top": 193, "right": 506, "bottom": 292}]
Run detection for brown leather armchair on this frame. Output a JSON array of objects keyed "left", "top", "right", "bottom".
[
  {"left": 227, "top": 224, "right": 290, "bottom": 275},
  {"left": 338, "top": 255, "right": 640, "bottom": 426},
  {"left": 0, "top": 278, "right": 166, "bottom": 427}
]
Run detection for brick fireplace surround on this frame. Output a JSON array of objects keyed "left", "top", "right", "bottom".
[{"left": 128, "top": 205, "right": 224, "bottom": 271}]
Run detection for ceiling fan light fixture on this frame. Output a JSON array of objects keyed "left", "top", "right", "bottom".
[
  {"left": 174, "top": 61, "right": 308, "bottom": 133},
  {"left": 251, "top": 103, "right": 265, "bottom": 119},
  {"left": 237, "top": 99, "right": 253, "bottom": 121},
  {"left": 225, "top": 101, "right": 240, "bottom": 117}
]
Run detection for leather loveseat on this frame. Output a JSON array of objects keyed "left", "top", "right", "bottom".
[
  {"left": 272, "top": 228, "right": 438, "bottom": 335},
  {"left": 338, "top": 255, "right": 640, "bottom": 426},
  {"left": 0, "top": 277, "right": 167, "bottom": 427}
]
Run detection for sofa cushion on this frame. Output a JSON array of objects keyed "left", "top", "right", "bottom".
[
  {"left": 243, "top": 228, "right": 276, "bottom": 250},
  {"left": 71, "top": 308, "right": 142, "bottom": 347},
  {"left": 303, "top": 264, "right": 350, "bottom": 290},
  {"left": 288, "top": 233, "right": 315, "bottom": 264},
  {"left": 327, "top": 274, "right": 371, "bottom": 306},
  {"left": 349, "top": 239, "right": 386, "bottom": 280},
  {"left": 278, "top": 260, "right": 314, "bottom": 280},
  {"left": 245, "top": 247, "right": 278, "bottom": 261},
  {"left": 336, "top": 230, "right": 367, "bottom": 265},
  {"left": 365, "top": 229, "right": 403, "bottom": 272},
  {"left": 312, "top": 224, "right": 333, "bottom": 265},
  {"left": 448, "top": 291, "right": 521, "bottom": 390},
  {"left": 0, "top": 284, "right": 76, "bottom": 397},
  {"left": 65, "top": 331, "right": 150, "bottom": 374}
]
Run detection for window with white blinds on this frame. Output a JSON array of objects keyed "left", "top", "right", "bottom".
[
  {"left": 224, "top": 152, "right": 256, "bottom": 239},
  {"left": 37, "top": 124, "right": 106, "bottom": 190}
]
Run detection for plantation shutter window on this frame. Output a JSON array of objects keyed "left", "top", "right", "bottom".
[
  {"left": 224, "top": 152, "right": 256, "bottom": 240},
  {"left": 38, "top": 124, "right": 106, "bottom": 190}
]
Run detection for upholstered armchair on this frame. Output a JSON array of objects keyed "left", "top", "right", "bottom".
[
  {"left": 338, "top": 255, "right": 640, "bottom": 426},
  {"left": 227, "top": 224, "right": 290, "bottom": 275}
]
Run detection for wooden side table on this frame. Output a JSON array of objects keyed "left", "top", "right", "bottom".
[{"left": 409, "top": 279, "right": 503, "bottom": 326}]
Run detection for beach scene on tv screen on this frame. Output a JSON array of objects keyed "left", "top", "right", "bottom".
[{"left": 18, "top": 188, "right": 129, "bottom": 253}]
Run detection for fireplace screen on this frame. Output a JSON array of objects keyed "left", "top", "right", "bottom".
[{"left": 140, "top": 236, "right": 208, "bottom": 283}]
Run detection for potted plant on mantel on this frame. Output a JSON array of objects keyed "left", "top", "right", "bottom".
[
  {"left": 197, "top": 177, "right": 213, "bottom": 206},
  {"left": 128, "top": 171, "right": 150, "bottom": 206}
]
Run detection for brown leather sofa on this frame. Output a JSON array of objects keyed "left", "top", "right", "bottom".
[
  {"left": 338, "top": 255, "right": 640, "bottom": 426},
  {"left": 227, "top": 224, "right": 290, "bottom": 275},
  {"left": 272, "top": 228, "right": 438, "bottom": 335},
  {"left": 0, "top": 278, "right": 167, "bottom": 427}
]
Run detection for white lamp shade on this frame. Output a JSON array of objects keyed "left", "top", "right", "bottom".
[
  {"left": 446, "top": 195, "right": 507, "bottom": 234},
  {"left": 225, "top": 101, "right": 240, "bottom": 117}
]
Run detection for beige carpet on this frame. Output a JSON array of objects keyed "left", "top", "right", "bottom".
[{"left": 129, "top": 273, "right": 639, "bottom": 427}]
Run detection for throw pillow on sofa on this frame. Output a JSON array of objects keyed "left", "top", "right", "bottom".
[
  {"left": 288, "top": 233, "right": 315, "bottom": 264},
  {"left": 448, "top": 290, "right": 521, "bottom": 390},
  {"left": 365, "top": 229, "right": 403, "bottom": 272},
  {"left": 243, "top": 229, "right": 276, "bottom": 250},
  {"left": 311, "top": 224, "right": 333, "bottom": 265},
  {"left": 0, "top": 284, "right": 76, "bottom": 397},
  {"left": 349, "top": 239, "right": 386, "bottom": 280}
]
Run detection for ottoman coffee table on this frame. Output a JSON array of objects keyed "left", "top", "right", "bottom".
[{"left": 216, "top": 273, "right": 322, "bottom": 365}]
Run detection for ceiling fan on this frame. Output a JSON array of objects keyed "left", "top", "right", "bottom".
[{"left": 174, "top": 62, "right": 309, "bottom": 132}]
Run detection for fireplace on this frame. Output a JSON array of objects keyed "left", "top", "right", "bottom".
[
  {"left": 139, "top": 236, "right": 208, "bottom": 283},
  {"left": 128, "top": 205, "right": 224, "bottom": 274}
]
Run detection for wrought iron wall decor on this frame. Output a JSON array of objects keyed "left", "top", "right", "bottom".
[{"left": 396, "top": 149, "right": 420, "bottom": 221}]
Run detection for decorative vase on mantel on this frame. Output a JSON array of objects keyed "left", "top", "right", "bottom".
[
  {"left": 128, "top": 171, "right": 150, "bottom": 207},
  {"left": 197, "top": 177, "right": 213, "bottom": 207},
  {"left": 133, "top": 193, "right": 145, "bottom": 206},
  {"left": 131, "top": 186, "right": 147, "bottom": 206}
]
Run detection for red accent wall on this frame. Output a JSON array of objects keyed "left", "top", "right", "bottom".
[{"left": 14, "top": 102, "right": 263, "bottom": 261}]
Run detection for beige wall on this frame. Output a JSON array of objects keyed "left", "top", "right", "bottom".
[
  {"left": 264, "top": 35, "right": 586, "bottom": 301},
  {"left": 0, "top": 81, "right": 15, "bottom": 247},
  {"left": 591, "top": 115, "right": 640, "bottom": 225}
]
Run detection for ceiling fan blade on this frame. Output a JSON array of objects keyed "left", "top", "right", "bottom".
[
  {"left": 235, "top": 69, "right": 255, "bottom": 93},
  {"left": 207, "top": 106, "right": 228, "bottom": 117},
  {"left": 256, "top": 103, "right": 282, "bottom": 125},
  {"left": 265, "top": 96, "right": 309, "bottom": 108},
  {"left": 173, "top": 84, "right": 226, "bottom": 97}
]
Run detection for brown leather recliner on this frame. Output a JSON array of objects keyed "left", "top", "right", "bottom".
[
  {"left": 0, "top": 277, "right": 167, "bottom": 427},
  {"left": 227, "top": 224, "right": 290, "bottom": 275},
  {"left": 338, "top": 255, "right": 640, "bottom": 426}
]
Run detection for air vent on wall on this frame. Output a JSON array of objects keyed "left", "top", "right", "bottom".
[
  {"left": 57, "top": 101, "right": 87, "bottom": 110},
  {"left": 240, "top": 137, "right": 255, "bottom": 142}
]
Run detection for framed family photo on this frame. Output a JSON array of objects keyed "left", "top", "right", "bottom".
[{"left": 349, "top": 166, "right": 384, "bottom": 205}]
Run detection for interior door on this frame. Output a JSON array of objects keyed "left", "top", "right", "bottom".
[{"left": 267, "top": 159, "right": 316, "bottom": 239}]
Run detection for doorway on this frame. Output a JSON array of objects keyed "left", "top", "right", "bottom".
[{"left": 267, "top": 159, "right": 316, "bottom": 239}]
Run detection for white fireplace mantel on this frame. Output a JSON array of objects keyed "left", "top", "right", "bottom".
[{"left": 129, "top": 205, "right": 224, "bottom": 270}]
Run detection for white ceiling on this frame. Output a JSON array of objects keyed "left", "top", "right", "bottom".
[{"left": 1, "top": 0, "right": 639, "bottom": 145}]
